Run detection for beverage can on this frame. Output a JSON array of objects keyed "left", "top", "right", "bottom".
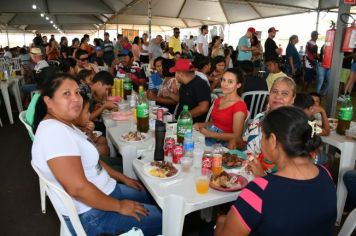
[
  {"left": 173, "top": 143, "right": 183, "bottom": 164},
  {"left": 212, "top": 154, "right": 222, "bottom": 175},
  {"left": 202, "top": 153, "right": 212, "bottom": 169},
  {"left": 164, "top": 137, "right": 175, "bottom": 156},
  {"left": 157, "top": 108, "right": 164, "bottom": 121}
]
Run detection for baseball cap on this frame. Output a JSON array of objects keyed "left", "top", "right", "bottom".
[
  {"left": 247, "top": 27, "right": 256, "bottom": 34},
  {"left": 311, "top": 31, "right": 319, "bottom": 37},
  {"left": 169, "top": 59, "right": 195, "bottom": 73},
  {"left": 30, "top": 48, "right": 42, "bottom": 55},
  {"left": 118, "top": 49, "right": 133, "bottom": 58},
  {"left": 268, "top": 27, "right": 279, "bottom": 33}
]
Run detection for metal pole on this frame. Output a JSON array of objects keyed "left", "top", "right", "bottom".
[
  {"left": 148, "top": 0, "right": 152, "bottom": 40},
  {"left": 326, "top": 0, "right": 351, "bottom": 117},
  {"left": 228, "top": 23, "right": 231, "bottom": 45},
  {"left": 23, "top": 30, "right": 26, "bottom": 47},
  {"left": 6, "top": 24, "right": 9, "bottom": 47},
  {"left": 116, "top": 12, "right": 119, "bottom": 36},
  {"left": 316, "top": 10, "right": 320, "bottom": 31}
]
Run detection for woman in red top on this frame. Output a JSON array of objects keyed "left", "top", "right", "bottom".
[{"left": 194, "top": 68, "right": 247, "bottom": 149}]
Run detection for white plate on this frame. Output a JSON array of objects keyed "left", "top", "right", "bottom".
[
  {"left": 120, "top": 131, "right": 148, "bottom": 143},
  {"left": 93, "top": 131, "right": 102, "bottom": 137},
  {"left": 143, "top": 162, "right": 181, "bottom": 180}
]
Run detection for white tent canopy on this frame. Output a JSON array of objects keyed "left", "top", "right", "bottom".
[{"left": 0, "top": 0, "right": 355, "bottom": 34}]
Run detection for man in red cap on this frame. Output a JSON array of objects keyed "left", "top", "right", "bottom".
[
  {"left": 264, "top": 27, "right": 282, "bottom": 61},
  {"left": 236, "top": 27, "right": 257, "bottom": 67},
  {"left": 168, "top": 59, "right": 211, "bottom": 122}
]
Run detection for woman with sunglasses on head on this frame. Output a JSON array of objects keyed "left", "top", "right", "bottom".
[
  {"left": 215, "top": 106, "right": 336, "bottom": 236},
  {"left": 32, "top": 74, "right": 162, "bottom": 236},
  {"left": 194, "top": 68, "right": 247, "bottom": 149},
  {"left": 243, "top": 76, "right": 296, "bottom": 173}
]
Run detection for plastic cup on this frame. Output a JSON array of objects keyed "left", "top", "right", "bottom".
[
  {"left": 193, "top": 148, "right": 204, "bottom": 168},
  {"left": 195, "top": 169, "right": 211, "bottom": 195},
  {"left": 181, "top": 156, "right": 192, "bottom": 172}
]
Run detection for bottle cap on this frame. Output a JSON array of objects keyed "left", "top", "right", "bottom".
[{"left": 183, "top": 105, "right": 189, "bottom": 111}]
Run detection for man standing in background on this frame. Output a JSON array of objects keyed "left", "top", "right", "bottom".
[
  {"left": 168, "top": 27, "right": 182, "bottom": 59},
  {"left": 264, "top": 27, "right": 282, "bottom": 61},
  {"left": 197, "top": 25, "right": 209, "bottom": 56},
  {"left": 236, "top": 27, "right": 257, "bottom": 67}
]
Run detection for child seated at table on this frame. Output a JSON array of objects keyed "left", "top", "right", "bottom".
[
  {"left": 294, "top": 93, "right": 331, "bottom": 165},
  {"left": 148, "top": 57, "right": 164, "bottom": 93},
  {"left": 73, "top": 93, "right": 109, "bottom": 156}
]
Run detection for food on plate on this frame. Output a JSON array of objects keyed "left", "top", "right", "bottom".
[
  {"left": 149, "top": 161, "right": 178, "bottom": 178},
  {"left": 121, "top": 131, "right": 146, "bottom": 141},
  {"left": 211, "top": 171, "right": 242, "bottom": 189},
  {"left": 222, "top": 153, "right": 244, "bottom": 168}
]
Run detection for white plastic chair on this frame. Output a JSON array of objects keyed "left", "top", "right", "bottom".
[
  {"left": 19, "top": 110, "right": 35, "bottom": 141},
  {"left": 47, "top": 60, "right": 61, "bottom": 67},
  {"left": 11, "top": 57, "right": 21, "bottom": 72},
  {"left": 338, "top": 208, "right": 356, "bottom": 236},
  {"left": 31, "top": 161, "right": 86, "bottom": 236},
  {"left": 205, "top": 94, "right": 218, "bottom": 122},
  {"left": 141, "top": 63, "right": 151, "bottom": 77},
  {"left": 242, "top": 90, "right": 269, "bottom": 120}
]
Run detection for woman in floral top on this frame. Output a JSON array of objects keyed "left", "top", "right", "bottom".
[{"left": 243, "top": 76, "right": 296, "bottom": 172}]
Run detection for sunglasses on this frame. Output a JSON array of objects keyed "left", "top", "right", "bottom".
[
  {"left": 174, "top": 31, "right": 180, "bottom": 34},
  {"left": 79, "top": 57, "right": 88, "bottom": 62}
]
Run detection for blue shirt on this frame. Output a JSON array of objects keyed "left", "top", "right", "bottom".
[
  {"left": 238, "top": 36, "right": 252, "bottom": 61},
  {"left": 286, "top": 43, "right": 301, "bottom": 70},
  {"left": 148, "top": 72, "right": 163, "bottom": 90}
]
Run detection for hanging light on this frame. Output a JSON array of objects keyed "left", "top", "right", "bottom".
[
  {"left": 50, "top": 20, "right": 53, "bottom": 24},
  {"left": 32, "top": 4, "right": 37, "bottom": 9},
  {"left": 53, "top": 24, "right": 56, "bottom": 27},
  {"left": 40, "top": 13, "right": 44, "bottom": 17},
  {"left": 45, "top": 16, "right": 49, "bottom": 20}
]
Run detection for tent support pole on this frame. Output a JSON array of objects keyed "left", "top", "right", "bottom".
[
  {"left": 23, "top": 30, "right": 26, "bottom": 47},
  {"left": 326, "top": 0, "right": 350, "bottom": 117},
  {"left": 316, "top": 10, "right": 320, "bottom": 31},
  {"left": 148, "top": 0, "right": 152, "bottom": 40},
  {"left": 6, "top": 24, "right": 10, "bottom": 47},
  {"left": 116, "top": 12, "right": 119, "bottom": 36}
]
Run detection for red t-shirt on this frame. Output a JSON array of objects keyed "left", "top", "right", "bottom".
[{"left": 211, "top": 97, "right": 248, "bottom": 133}]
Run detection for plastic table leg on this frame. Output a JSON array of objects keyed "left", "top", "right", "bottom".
[
  {"left": 163, "top": 195, "right": 186, "bottom": 236},
  {"left": 0, "top": 82, "right": 14, "bottom": 124}
]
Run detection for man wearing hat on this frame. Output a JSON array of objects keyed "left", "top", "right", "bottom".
[
  {"left": 169, "top": 59, "right": 211, "bottom": 122},
  {"left": 236, "top": 27, "right": 257, "bottom": 67},
  {"left": 304, "top": 30, "right": 319, "bottom": 91},
  {"left": 264, "top": 27, "right": 282, "bottom": 62},
  {"left": 110, "top": 49, "right": 146, "bottom": 90},
  {"left": 30, "top": 47, "right": 49, "bottom": 73}
]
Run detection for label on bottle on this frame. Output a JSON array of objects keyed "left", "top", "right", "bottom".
[
  {"left": 124, "top": 82, "right": 132, "bottom": 90},
  {"left": 183, "top": 140, "right": 194, "bottom": 152},
  {"left": 177, "top": 120, "right": 192, "bottom": 137},
  {"left": 339, "top": 107, "right": 353, "bottom": 121},
  {"left": 137, "top": 103, "right": 149, "bottom": 118}
]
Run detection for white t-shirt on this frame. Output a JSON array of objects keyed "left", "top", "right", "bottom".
[
  {"left": 34, "top": 60, "right": 49, "bottom": 73},
  {"left": 197, "top": 34, "right": 208, "bottom": 56},
  {"left": 195, "top": 71, "right": 210, "bottom": 86},
  {"left": 32, "top": 119, "right": 116, "bottom": 215}
]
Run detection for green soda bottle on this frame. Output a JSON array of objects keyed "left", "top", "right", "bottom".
[{"left": 336, "top": 95, "right": 353, "bottom": 135}]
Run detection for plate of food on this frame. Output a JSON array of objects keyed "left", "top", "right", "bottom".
[
  {"left": 120, "top": 131, "right": 148, "bottom": 142},
  {"left": 222, "top": 150, "right": 246, "bottom": 169},
  {"left": 210, "top": 171, "right": 248, "bottom": 192},
  {"left": 143, "top": 161, "right": 180, "bottom": 179}
]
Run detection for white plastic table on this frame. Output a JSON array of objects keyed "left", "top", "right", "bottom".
[
  {"left": 132, "top": 152, "right": 248, "bottom": 236},
  {"left": 0, "top": 76, "right": 24, "bottom": 124},
  {"left": 321, "top": 128, "right": 356, "bottom": 225}
]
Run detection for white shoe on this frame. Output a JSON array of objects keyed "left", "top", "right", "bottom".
[{"left": 337, "top": 94, "right": 346, "bottom": 102}]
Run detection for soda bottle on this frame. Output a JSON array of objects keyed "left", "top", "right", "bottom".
[
  {"left": 177, "top": 105, "right": 193, "bottom": 143},
  {"left": 183, "top": 132, "right": 194, "bottom": 158},
  {"left": 123, "top": 76, "right": 132, "bottom": 100},
  {"left": 136, "top": 91, "right": 149, "bottom": 133},
  {"left": 336, "top": 95, "right": 354, "bottom": 135}
]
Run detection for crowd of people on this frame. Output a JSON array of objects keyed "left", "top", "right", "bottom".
[{"left": 2, "top": 24, "right": 356, "bottom": 235}]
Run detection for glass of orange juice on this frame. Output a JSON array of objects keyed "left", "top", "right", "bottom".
[{"left": 195, "top": 169, "right": 211, "bottom": 195}]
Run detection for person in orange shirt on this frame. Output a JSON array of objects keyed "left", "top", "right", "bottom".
[{"left": 80, "top": 34, "right": 94, "bottom": 56}]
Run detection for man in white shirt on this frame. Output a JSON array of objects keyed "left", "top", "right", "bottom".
[
  {"left": 30, "top": 47, "right": 49, "bottom": 73},
  {"left": 186, "top": 35, "right": 195, "bottom": 52},
  {"left": 197, "top": 25, "right": 209, "bottom": 56},
  {"left": 4, "top": 47, "right": 12, "bottom": 58}
]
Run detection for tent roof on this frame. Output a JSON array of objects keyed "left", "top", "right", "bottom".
[{"left": 0, "top": 0, "right": 354, "bottom": 33}]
